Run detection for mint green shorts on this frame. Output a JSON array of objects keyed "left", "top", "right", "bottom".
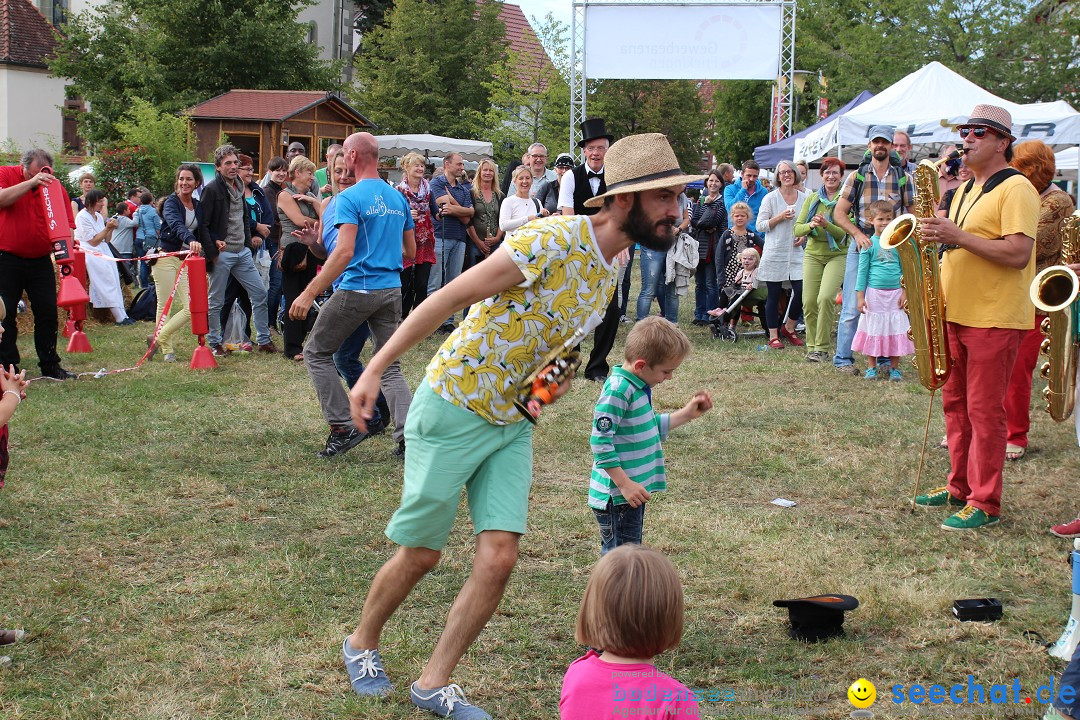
[{"left": 385, "top": 381, "right": 534, "bottom": 550}]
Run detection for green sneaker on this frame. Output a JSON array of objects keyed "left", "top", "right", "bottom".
[
  {"left": 942, "top": 505, "right": 1000, "bottom": 531},
  {"left": 914, "top": 486, "right": 965, "bottom": 507}
]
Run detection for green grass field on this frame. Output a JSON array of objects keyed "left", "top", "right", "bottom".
[{"left": 1, "top": 306, "right": 1078, "bottom": 719}]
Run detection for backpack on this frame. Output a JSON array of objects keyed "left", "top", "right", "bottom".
[
  {"left": 848, "top": 149, "right": 910, "bottom": 230},
  {"left": 128, "top": 285, "right": 157, "bottom": 321}
]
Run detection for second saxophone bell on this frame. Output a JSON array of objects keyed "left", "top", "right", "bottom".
[{"left": 1030, "top": 263, "right": 1080, "bottom": 421}]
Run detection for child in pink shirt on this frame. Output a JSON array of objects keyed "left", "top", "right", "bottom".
[{"left": 560, "top": 545, "right": 700, "bottom": 719}]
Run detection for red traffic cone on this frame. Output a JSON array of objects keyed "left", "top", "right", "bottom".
[
  {"left": 190, "top": 339, "right": 217, "bottom": 369},
  {"left": 66, "top": 327, "right": 92, "bottom": 353}
]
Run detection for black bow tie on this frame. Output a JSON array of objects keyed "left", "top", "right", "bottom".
[{"left": 587, "top": 170, "right": 602, "bottom": 178}]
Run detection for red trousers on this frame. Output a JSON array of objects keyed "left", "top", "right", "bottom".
[
  {"left": 1004, "top": 323, "right": 1045, "bottom": 448},
  {"left": 943, "top": 323, "right": 1023, "bottom": 516}
]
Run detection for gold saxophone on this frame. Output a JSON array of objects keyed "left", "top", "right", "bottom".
[
  {"left": 879, "top": 150, "right": 961, "bottom": 391},
  {"left": 1030, "top": 211, "right": 1080, "bottom": 421}
]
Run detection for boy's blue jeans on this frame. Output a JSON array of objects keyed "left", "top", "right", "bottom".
[{"left": 593, "top": 500, "right": 645, "bottom": 556}]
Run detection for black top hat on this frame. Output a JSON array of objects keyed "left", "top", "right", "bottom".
[
  {"left": 578, "top": 118, "right": 614, "bottom": 148},
  {"left": 773, "top": 595, "right": 859, "bottom": 643}
]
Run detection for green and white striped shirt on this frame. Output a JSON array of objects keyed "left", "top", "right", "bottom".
[{"left": 588, "top": 365, "right": 671, "bottom": 510}]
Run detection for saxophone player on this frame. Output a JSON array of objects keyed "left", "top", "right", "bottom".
[{"left": 914, "top": 104, "right": 1040, "bottom": 531}]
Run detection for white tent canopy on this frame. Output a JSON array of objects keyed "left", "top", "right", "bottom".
[
  {"left": 795, "top": 62, "right": 1080, "bottom": 163},
  {"left": 374, "top": 134, "right": 494, "bottom": 162},
  {"left": 1057, "top": 147, "right": 1078, "bottom": 179}
]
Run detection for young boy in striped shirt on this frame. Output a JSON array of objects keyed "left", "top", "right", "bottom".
[{"left": 588, "top": 316, "right": 712, "bottom": 555}]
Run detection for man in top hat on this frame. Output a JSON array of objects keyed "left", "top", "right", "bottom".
[
  {"left": 558, "top": 118, "right": 623, "bottom": 381},
  {"left": 914, "top": 104, "right": 1039, "bottom": 531},
  {"left": 341, "top": 133, "right": 699, "bottom": 719}
]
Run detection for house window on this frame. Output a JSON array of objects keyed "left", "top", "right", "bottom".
[{"left": 308, "top": 21, "right": 318, "bottom": 45}]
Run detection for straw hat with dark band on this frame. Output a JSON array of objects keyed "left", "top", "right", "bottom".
[{"left": 583, "top": 133, "right": 705, "bottom": 208}]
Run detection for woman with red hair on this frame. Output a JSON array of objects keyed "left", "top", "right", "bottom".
[
  {"left": 794, "top": 157, "right": 849, "bottom": 362},
  {"left": 1004, "top": 141, "right": 1076, "bottom": 467}
]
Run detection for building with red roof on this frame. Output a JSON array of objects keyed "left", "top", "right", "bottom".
[{"left": 0, "top": 0, "right": 69, "bottom": 150}]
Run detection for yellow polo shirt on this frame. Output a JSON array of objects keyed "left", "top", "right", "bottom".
[{"left": 941, "top": 174, "right": 1039, "bottom": 329}]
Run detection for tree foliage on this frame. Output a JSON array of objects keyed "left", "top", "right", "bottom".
[
  {"left": 353, "top": 0, "right": 395, "bottom": 35},
  {"left": 796, "top": 0, "right": 1080, "bottom": 116},
  {"left": 351, "top": 0, "right": 506, "bottom": 139},
  {"left": 590, "top": 79, "right": 707, "bottom": 170},
  {"left": 481, "top": 13, "right": 572, "bottom": 168},
  {"left": 705, "top": 0, "right": 1078, "bottom": 166},
  {"left": 93, "top": 146, "right": 154, "bottom": 204},
  {"left": 49, "top": 0, "right": 344, "bottom": 146},
  {"left": 114, "top": 98, "right": 197, "bottom": 196},
  {"left": 708, "top": 81, "right": 772, "bottom": 167}
]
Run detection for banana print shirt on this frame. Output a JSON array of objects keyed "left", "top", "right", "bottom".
[{"left": 425, "top": 215, "right": 618, "bottom": 424}]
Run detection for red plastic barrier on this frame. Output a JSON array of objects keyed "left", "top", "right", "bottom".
[
  {"left": 40, "top": 169, "right": 89, "bottom": 308},
  {"left": 185, "top": 256, "right": 215, "bottom": 369},
  {"left": 187, "top": 256, "right": 209, "bottom": 335},
  {"left": 64, "top": 247, "right": 92, "bottom": 353}
]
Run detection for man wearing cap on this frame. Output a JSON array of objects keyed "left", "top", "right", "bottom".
[
  {"left": 340, "top": 133, "right": 697, "bottom": 719},
  {"left": 534, "top": 152, "right": 573, "bottom": 216},
  {"left": 914, "top": 104, "right": 1039, "bottom": 531},
  {"left": 832, "top": 125, "right": 915, "bottom": 374},
  {"left": 558, "top": 118, "right": 623, "bottom": 381}
]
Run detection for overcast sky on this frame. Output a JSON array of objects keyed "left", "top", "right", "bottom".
[{"left": 516, "top": 0, "right": 573, "bottom": 36}]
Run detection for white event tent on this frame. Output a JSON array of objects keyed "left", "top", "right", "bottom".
[
  {"left": 1057, "top": 147, "right": 1078, "bottom": 180},
  {"left": 374, "top": 134, "right": 494, "bottom": 163},
  {"left": 794, "top": 62, "right": 1080, "bottom": 164}
]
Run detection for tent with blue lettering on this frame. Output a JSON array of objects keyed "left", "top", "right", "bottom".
[
  {"left": 753, "top": 90, "right": 874, "bottom": 167},
  {"left": 794, "top": 62, "right": 1080, "bottom": 164}
]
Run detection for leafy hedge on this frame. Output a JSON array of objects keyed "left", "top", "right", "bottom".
[{"left": 93, "top": 146, "right": 155, "bottom": 206}]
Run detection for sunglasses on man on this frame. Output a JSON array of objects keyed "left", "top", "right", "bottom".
[{"left": 958, "top": 126, "right": 994, "bottom": 139}]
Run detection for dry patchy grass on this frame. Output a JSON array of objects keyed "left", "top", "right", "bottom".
[{"left": 1, "top": 307, "right": 1077, "bottom": 719}]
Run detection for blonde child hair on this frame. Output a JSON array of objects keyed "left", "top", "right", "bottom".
[
  {"left": 729, "top": 201, "right": 754, "bottom": 224},
  {"left": 740, "top": 247, "right": 760, "bottom": 267},
  {"left": 624, "top": 316, "right": 691, "bottom": 367},
  {"left": 575, "top": 545, "right": 684, "bottom": 658}
]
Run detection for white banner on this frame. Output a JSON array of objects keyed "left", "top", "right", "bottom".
[{"left": 583, "top": 4, "right": 782, "bottom": 80}]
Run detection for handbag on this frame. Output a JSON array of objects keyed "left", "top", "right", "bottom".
[{"left": 106, "top": 241, "right": 135, "bottom": 285}]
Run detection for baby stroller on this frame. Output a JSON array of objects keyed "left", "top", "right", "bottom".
[
  {"left": 710, "top": 283, "right": 799, "bottom": 344},
  {"left": 710, "top": 284, "right": 767, "bottom": 343}
]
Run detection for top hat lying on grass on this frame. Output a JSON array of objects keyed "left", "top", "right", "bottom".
[{"left": 773, "top": 594, "right": 859, "bottom": 642}]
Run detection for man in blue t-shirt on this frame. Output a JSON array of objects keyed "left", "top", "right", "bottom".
[{"left": 288, "top": 132, "right": 416, "bottom": 459}]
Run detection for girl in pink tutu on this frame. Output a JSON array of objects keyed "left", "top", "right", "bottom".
[{"left": 852, "top": 200, "right": 915, "bottom": 381}]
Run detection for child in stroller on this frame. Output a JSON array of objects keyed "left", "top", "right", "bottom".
[{"left": 708, "top": 248, "right": 767, "bottom": 341}]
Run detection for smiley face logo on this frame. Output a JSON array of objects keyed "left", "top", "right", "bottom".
[{"left": 848, "top": 678, "right": 876, "bottom": 709}]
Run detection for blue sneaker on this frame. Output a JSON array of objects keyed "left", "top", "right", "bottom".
[
  {"left": 410, "top": 682, "right": 492, "bottom": 719},
  {"left": 890, "top": 369, "right": 903, "bottom": 382},
  {"left": 342, "top": 637, "right": 391, "bottom": 697},
  {"left": 864, "top": 367, "right": 878, "bottom": 380}
]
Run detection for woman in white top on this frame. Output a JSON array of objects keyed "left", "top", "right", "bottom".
[
  {"left": 499, "top": 165, "right": 549, "bottom": 235},
  {"left": 756, "top": 160, "right": 806, "bottom": 349},
  {"left": 74, "top": 189, "right": 133, "bottom": 325}
]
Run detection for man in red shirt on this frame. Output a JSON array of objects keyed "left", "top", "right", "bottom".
[{"left": 0, "top": 149, "right": 77, "bottom": 379}]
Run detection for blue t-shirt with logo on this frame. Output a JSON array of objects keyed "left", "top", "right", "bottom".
[{"left": 334, "top": 179, "right": 414, "bottom": 292}]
